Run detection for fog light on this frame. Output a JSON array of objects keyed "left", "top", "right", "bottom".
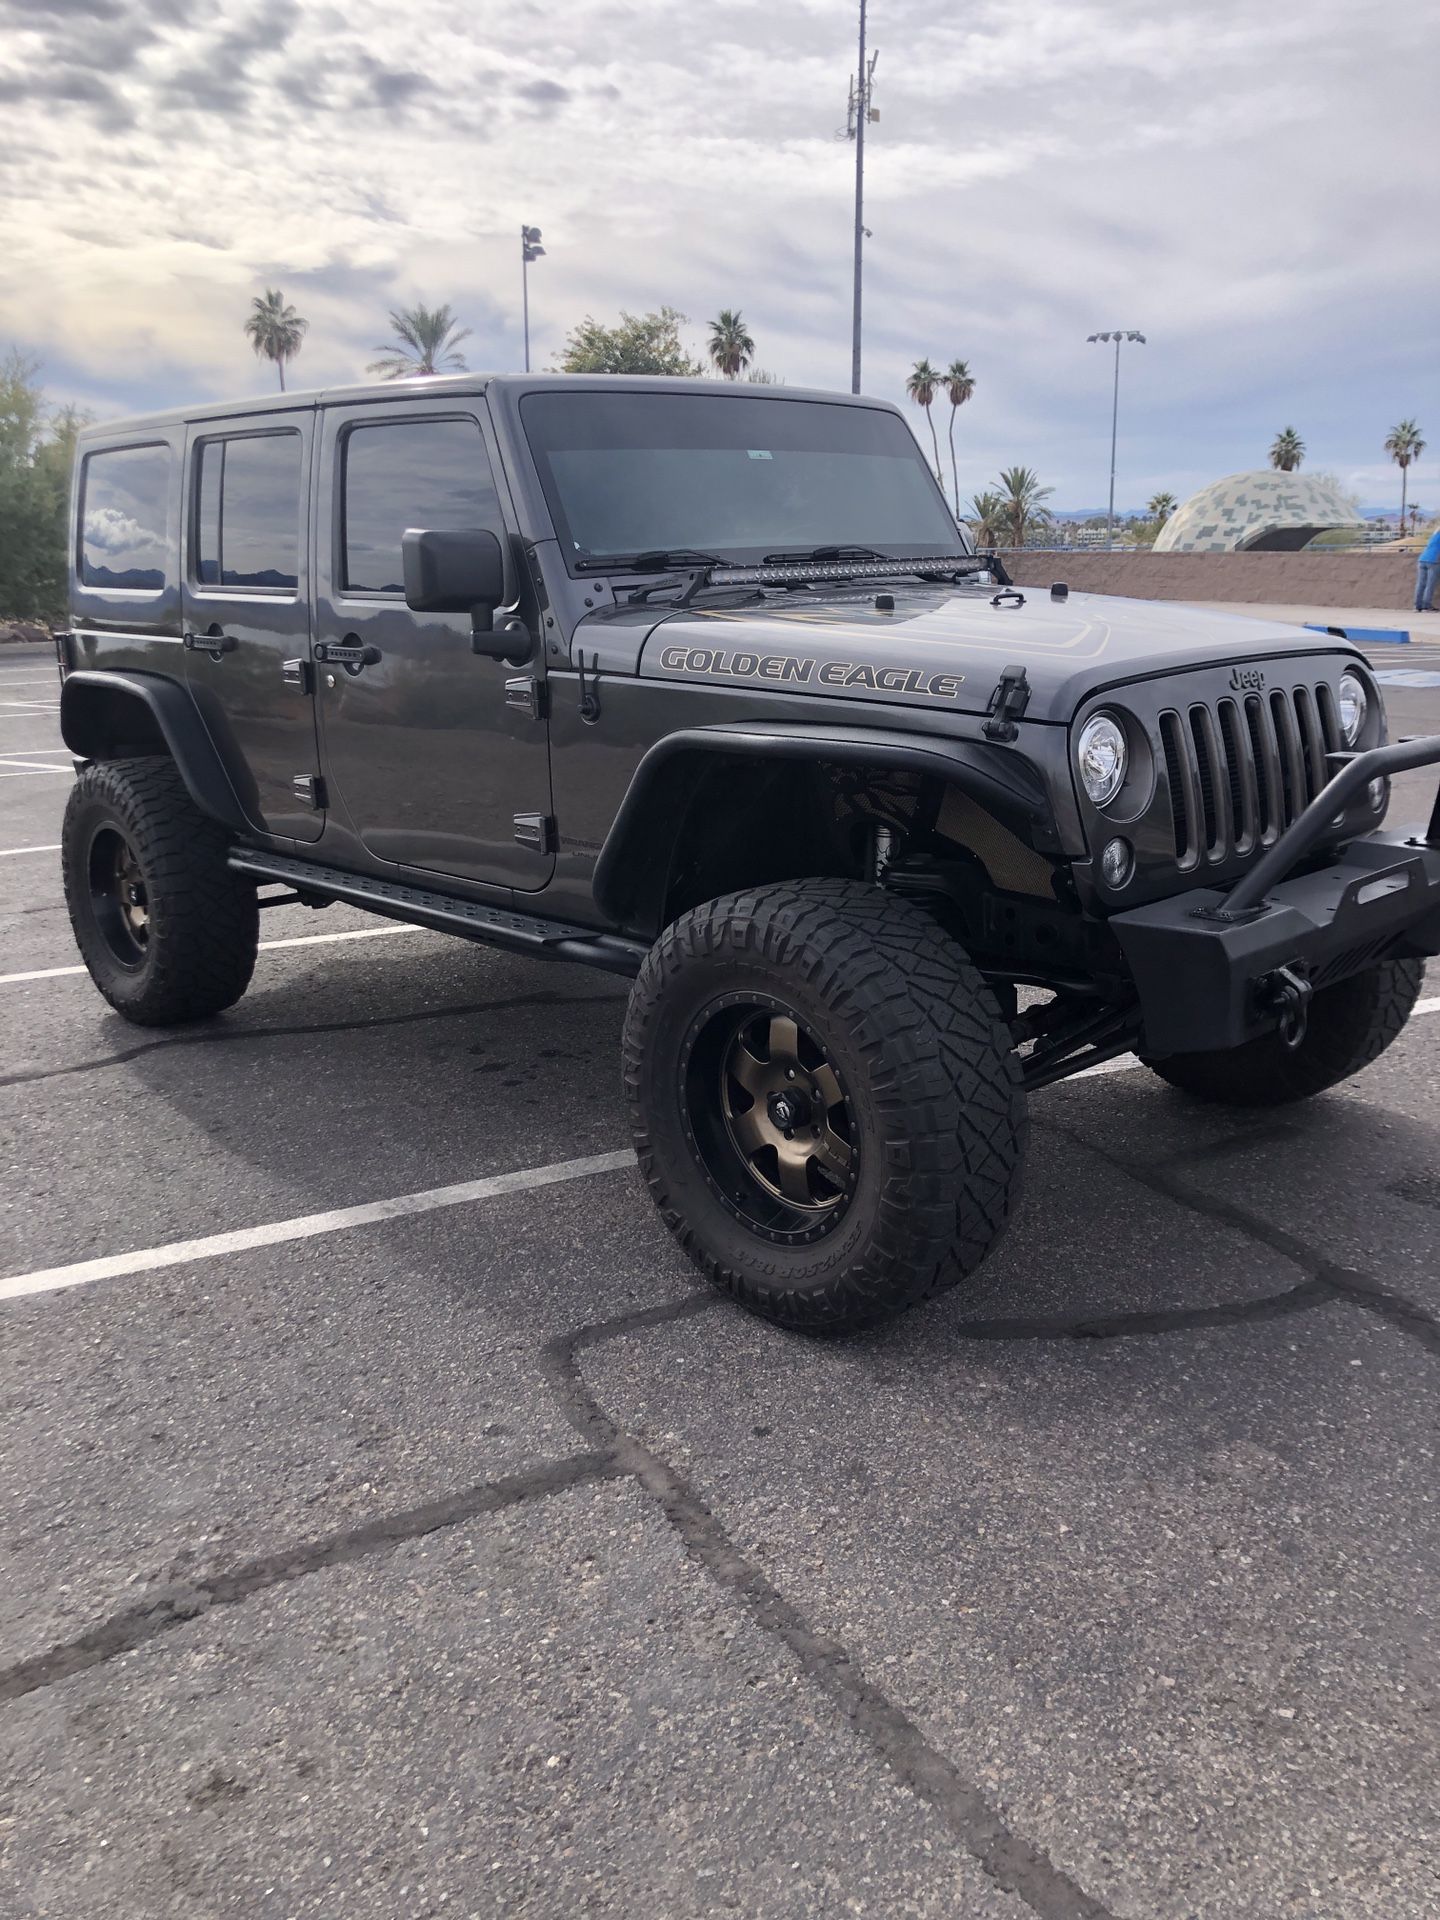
[
  {"left": 1101, "top": 837, "right": 1133, "bottom": 888},
  {"left": 1368, "top": 776, "right": 1388, "bottom": 811}
]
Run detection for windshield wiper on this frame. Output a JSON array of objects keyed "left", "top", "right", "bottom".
[
  {"left": 575, "top": 548, "right": 727, "bottom": 575},
  {"left": 760, "top": 544, "right": 894, "bottom": 565}
]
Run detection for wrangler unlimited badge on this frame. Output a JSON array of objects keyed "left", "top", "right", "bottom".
[{"left": 657, "top": 644, "right": 964, "bottom": 699}]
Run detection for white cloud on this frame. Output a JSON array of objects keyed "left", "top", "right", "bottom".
[{"left": 0, "top": 0, "right": 1433, "bottom": 504}]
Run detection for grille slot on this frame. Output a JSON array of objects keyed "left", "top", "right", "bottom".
[{"left": 1156, "top": 681, "right": 1339, "bottom": 872}]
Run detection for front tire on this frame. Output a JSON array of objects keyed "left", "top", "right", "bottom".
[
  {"left": 62, "top": 757, "right": 259, "bottom": 1026},
  {"left": 622, "top": 879, "right": 1026, "bottom": 1331},
  {"left": 1144, "top": 958, "right": 1424, "bottom": 1107}
]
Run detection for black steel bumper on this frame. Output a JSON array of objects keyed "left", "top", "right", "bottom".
[{"left": 1110, "top": 734, "right": 1440, "bottom": 1056}]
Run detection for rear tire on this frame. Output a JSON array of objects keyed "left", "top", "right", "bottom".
[
  {"left": 62, "top": 757, "right": 258, "bottom": 1026},
  {"left": 622, "top": 878, "right": 1026, "bottom": 1331},
  {"left": 1144, "top": 958, "right": 1423, "bottom": 1107}
]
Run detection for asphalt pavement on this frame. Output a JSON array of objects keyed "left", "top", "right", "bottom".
[{"left": 2, "top": 636, "right": 1437, "bottom": 1919}]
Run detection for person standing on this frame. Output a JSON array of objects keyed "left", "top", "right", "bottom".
[{"left": 1418, "top": 524, "right": 1440, "bottom": 613}]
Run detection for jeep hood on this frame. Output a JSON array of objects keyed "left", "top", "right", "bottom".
[{"left": 635, "top": 585, "right": 1353, "bottom": 723}]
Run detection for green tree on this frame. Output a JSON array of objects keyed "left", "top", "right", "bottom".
[
  {"left": 707, "top": 309, "right": 754, "bottom": 380},
  {"left": 1147, "top": 491, "right": 1177, "bottom": 523},
  {"left": 941, "top": 360, "right": 975, "bottom": 516},
  {"left": 368, "top": 303, "right": 471, "bottom": 379},
  {"left": 967, "top": 489, "right": 1006, "bottom": 549},
  {"left": 1269, "top": 426, "right": 1305, "bottom": 472},
  {"left": 243, "top": 288, "right": 308, "bottom": 392},
  {"left": 0, "top": 352, "right": 88, "bottom": 623},
  {"left": 556, "top": 308, "right": 704, "bottom": 376},
  {"left": 905, "top": 358, "right": 942, "bottom": 483},
  {"left": 1384, "top": 418, "right": 1425, "bottom": 534},
  {"left": 996, "top": 465, "right": 1054, "bottom": 547}
]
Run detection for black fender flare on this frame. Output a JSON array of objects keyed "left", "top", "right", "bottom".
[
  {"left": 59, "top": 670, "right": 250, "bottom": 834},
  {"left": 592, "top": 721, "right": 1058, "bottom": 929}
]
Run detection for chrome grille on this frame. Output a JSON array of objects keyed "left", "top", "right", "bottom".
[{"left": 1159, "top": 684, "right": 1343, "bottom": 870}]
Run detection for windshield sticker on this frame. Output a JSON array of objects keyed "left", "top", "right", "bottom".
[
  {"left": 658, "top": 644, "right": 963, "bottom": 699},
  {"left": 746, "top": 449, "right": 773, "bottom": 460}
]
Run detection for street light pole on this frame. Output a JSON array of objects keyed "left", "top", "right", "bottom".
[
  {"left": 521, "top": 225, "right": 545, "bottom": 372},
  {"left": 1086, "top": 329, "right": 1146, "bottom": 549},
  {"left": 846, "top": 4, "right": 877, "bottom": 395}
]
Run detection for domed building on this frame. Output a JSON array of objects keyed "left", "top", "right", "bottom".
[{"left": 1155, "top": 470, "right": 1366, "bottom": 553}]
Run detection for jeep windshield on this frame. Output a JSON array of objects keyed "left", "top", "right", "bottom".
[{"left": 520, "top": 390, "right": 970, "bottom": 572}]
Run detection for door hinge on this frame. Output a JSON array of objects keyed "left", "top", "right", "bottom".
[
  {"left": 504, "top": 675, "right": 548, "bottom": 721},
  {"left": 513, "top": 812, "right": 556, "bottom": 855},
  {"left": 293, "top": 773, "right": 326, "bottom": 809},
  {"left": 282, "top": 657, "right": 312, "bottom": 693}
]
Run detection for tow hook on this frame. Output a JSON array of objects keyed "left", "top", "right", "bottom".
[{"left": 1257, "top": 963, "right": 1312, "bottom": 1050}]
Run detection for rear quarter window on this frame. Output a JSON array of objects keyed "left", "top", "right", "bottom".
[{"left": 79, "top": 444, "right": 171, "bottom": 591}]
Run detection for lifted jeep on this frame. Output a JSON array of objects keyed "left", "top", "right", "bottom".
[{"left": 57, "top": 376, "right": 1440, "bottom": 1329}]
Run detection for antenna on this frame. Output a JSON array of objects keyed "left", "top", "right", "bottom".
[{"left": 845, "top": 4, "right": 877, "bottom": 394}]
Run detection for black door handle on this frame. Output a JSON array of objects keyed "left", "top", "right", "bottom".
[
  {"left": 315, "top": 638, "right": 382, "bottom": 671},
  {"left": 184, "top": 629, "right": 237, "bottom": 658}
]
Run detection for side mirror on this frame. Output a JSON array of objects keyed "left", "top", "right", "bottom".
[{"left": 401, "top": 526, "right": 531, "bottom": 664}]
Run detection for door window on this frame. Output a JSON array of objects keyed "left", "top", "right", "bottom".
[
  {"left": 341, "top": 417, "right": 501, "bottom": 595},
  {"left": 194, "top": 432, "right": 302, "bottom": 590},
  {"left": 79, "top": 444, "right": 170, "bottom": 590}
]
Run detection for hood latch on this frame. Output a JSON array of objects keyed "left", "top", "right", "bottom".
[{"left": 982, "top": 663, "right": 1031, "bottom": 742}]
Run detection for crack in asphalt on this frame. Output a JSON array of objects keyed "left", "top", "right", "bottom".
[
  {"left": 0, "top": 988, "right": 628, "bottom": 1091},
  {"left": 0, "top": 1450, "right": 621, "bottom": 1705},
  {"left": 8, "top": 1110, "right": 1437, "bottom": 1916},
  {"left": 1044, "top": 1118, "right": 1440, "bottom": 1358},
  {"left": 537, "top": 1296, "right": 1121, "bottom": 1920}
]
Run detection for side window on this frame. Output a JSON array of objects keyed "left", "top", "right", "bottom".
[
  {"left": 195, "top": 432, "right": 302, "bottom": 591},
  {"left": 80, "top": 444, "right": 170, "bottom": 591},
  {"left": 342, "top": 418, "right": 501, "bottom": 595}
]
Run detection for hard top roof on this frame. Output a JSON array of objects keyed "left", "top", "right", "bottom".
[{"left": 78, "top": 373, "right": 898, "bottom": 442}]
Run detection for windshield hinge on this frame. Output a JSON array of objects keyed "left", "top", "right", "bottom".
[
  {"left": 982, "top": 664, "right": 1031, "bottom": 742},
  {"left": 576, "top": 649, "right": 602, "bottom": 724}
]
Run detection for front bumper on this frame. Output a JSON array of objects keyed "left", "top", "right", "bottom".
[{"left": 1109, "top": 733, "right": 1440, "bottom": 1056}]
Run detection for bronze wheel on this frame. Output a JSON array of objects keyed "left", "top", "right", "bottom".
[
  {"left": 624, "top": 879, "right": 1027, "bottom": 1331},
  {"left": 681, "top": 994, "right": 858, "bottom": 1244}
]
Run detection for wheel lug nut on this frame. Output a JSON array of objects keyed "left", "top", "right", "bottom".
[{"left": 786, "top": 1069, "right": 795, "bottom": 1080}]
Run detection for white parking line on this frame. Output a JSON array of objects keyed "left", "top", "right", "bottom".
[
  {"left": 0, "top": 763, "right": 73, "bottom": 778},
  {"left": 0, "top": 1150, "right": 636, "bottom": 1302},
  {"left": 0, "top": 701, "right": 61, "bottom": 711},
  {"left": 0, "top": 844, "right": 61, "bottom": 857},
  {"left": 0, "top": 922, "right": 431, "bottom": 985}
]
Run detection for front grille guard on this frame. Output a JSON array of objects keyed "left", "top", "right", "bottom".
[{"left": 1196, "top": 733, "right": 1440, "bottom": 923}]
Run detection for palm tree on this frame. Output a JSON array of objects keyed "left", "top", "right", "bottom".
[
  {"left": 368, "top": 303, "right": 471, "bottom": 379},
  {"left": 1269, "top": 427, "right": 1305, "bottom": 472},
  {"left": 1384, "top": 419, "right": 1425, "bottom": 534},
  {"left": 906, "top": 359, "right": 942, "bottom": 484},
  {"left": 243, "top": 289, "right": 308, "bottom": 392},
  {"left": 707, "top": 310, "right": 754, "bottom": 380},
  {"left": 1147, "top": 491, "right": 1177, "bottom": 523},
  {"left": 941, "top": 360, "right": 975, "bottom": 516},
  {"left": 968, "top": 490, "right": 1006, "bottom": 549},
  {"left": 996, "top": 465, "right": 1054, "bottom": 548}
]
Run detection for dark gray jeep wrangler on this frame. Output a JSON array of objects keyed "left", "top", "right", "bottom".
[{"left": 57, "top": 375, "right": 1440, "bottom": 1328}]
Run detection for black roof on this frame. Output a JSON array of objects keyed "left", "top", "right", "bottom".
[{"left": 77, "top": 373, "right": 897, "bottom": 443}]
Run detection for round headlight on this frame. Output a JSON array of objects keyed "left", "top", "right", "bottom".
[
  {"left": 1338, "top": 671, "right": 1368, "bottom": 744},
  {"left": 1077, "top": 713, "right": 1128, "bottom": 808}
]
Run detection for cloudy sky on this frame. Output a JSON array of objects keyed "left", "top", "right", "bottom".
[{"left": 0, "top": 0, "right": 1433, "bottom": 508}]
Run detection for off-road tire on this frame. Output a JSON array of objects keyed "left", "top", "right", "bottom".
[
  {"left": 623, "top": 878, "right": 1027, "bottom": 1331},
  {"left": 62, "top": 756, "right": 258, "bottom": 1026},
  {"left": 1144, "top": 957, "right": 1424, "bottom": 1107}
]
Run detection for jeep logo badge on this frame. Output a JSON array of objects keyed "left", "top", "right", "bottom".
[{"left": 1229, "top": 665, "right": 1265, "bottom": 692}]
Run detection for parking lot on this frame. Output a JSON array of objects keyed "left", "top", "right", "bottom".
[{"left": 2, "top": 634, "right": 1437, "bottom": 1918}]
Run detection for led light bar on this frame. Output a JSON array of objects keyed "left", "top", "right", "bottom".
[{"left": 715, "top": 556, "right": 989, "bottom": 586}]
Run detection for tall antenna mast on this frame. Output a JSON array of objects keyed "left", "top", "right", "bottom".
[{"left": 846, "top": 3, "right": 878, "bottom": 394}]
